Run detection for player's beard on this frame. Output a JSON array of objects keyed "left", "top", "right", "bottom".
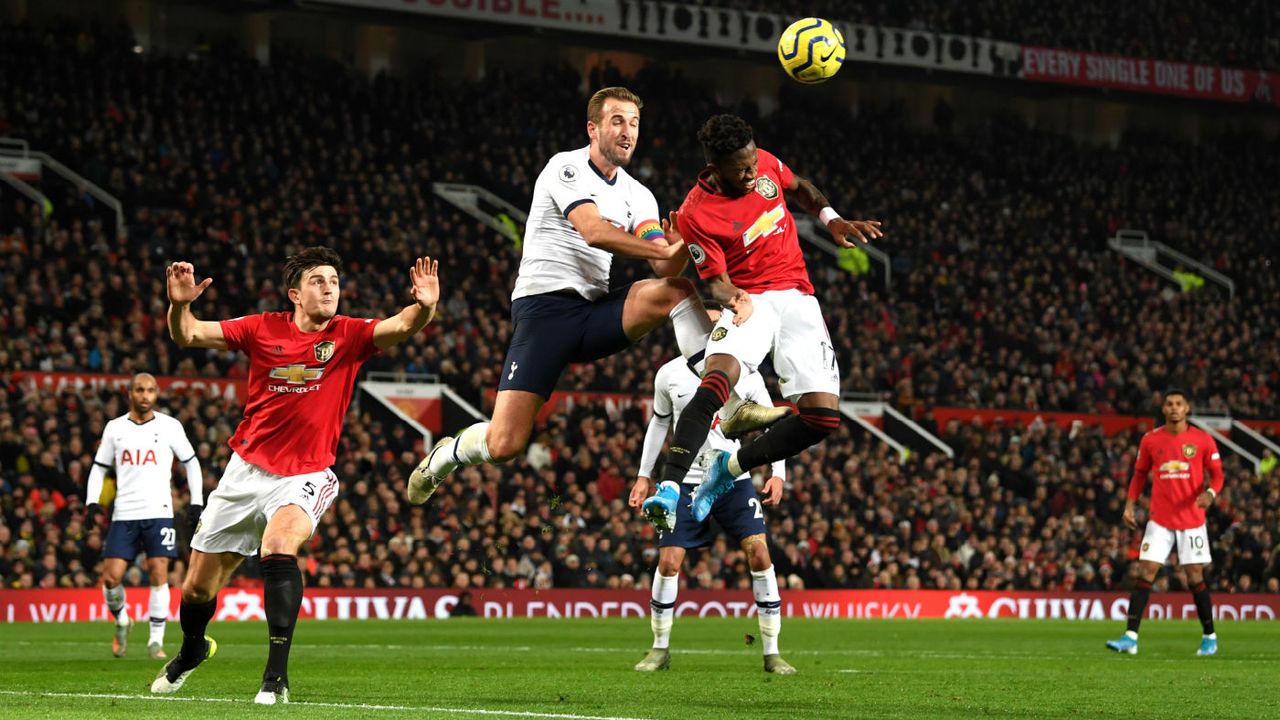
[{"left": 601, "top": 143, "right": 633, "bottom": 168}]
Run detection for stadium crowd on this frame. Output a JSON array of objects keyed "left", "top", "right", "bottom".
[
  {"left": 1, "top": 23, "right": 1279, "bottom": 593},
  {"left": 2, "top": 380, "right": 1277, "bottom": 594},
  {"left": 691, "top": 0, "right": 1280, "bottom": 70}
]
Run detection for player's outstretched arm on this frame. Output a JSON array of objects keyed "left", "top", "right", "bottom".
[
  {"left": 374, "top": 256, "right": 440, "bottom": 350},
  {"left": 567, "top": 202, "right": 686, "bottom": 262},
  {"left": 166, "top": 262, "right": 228, "bottom": 349},
  {"left": 784, "top": 175, "right": 883, "bottom": 248}
]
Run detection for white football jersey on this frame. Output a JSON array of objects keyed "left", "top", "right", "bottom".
[
  {"left": 651, "top": 358, "right": 773, "bottom": 484},
  {"left": 92, "top": 411, "right": 196, "bottom": 521},
  {"left": 512, "top": 146, "right": 662, "bottom": 302}
]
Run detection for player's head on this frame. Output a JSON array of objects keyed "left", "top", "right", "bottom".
[
  {"left": 284, "top": 246, "right": 344, "bottom": 321},
  {"left": 128, "top": 373, "right": 158, "bottom": 417},
  {"left": 586, "top": 87, "right": 642, "bottom": 168},
  {"left": 698, "top": 114, "right": 758, "bottom": 198},
  {"left": 1162, "top": 388, "right": 1190, "bottom": 423}
]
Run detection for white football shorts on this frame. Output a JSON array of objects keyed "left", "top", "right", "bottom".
[
  {"left": 705, "top": 288, "right": 840, "bottom": 399},
  {"left": 1138, "top": 520, "right": 1212, "bottom": 566},
  {"left": 192, "top": 452, "right": 339, "bottom": 556}
]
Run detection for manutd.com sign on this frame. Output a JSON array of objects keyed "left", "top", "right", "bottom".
[{"left": 3, "top": 589, "right": 1277, "bottom": 623}]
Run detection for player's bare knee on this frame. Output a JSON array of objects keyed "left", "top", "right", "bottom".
[
  {"left": 741, "top": 534, "right": 771, "bottom": 570},
  {"left": 181, "top": 577, "right": 218, "bottom": 604},
  {"left": 657, "top": 548, "right": 684, "bottom": 576},
  {"left": 485, "top": 426, "right": 529, "bottom": 463},
  {"left": 1185, "top": 565, "right": 1207, "bottom": 586}
]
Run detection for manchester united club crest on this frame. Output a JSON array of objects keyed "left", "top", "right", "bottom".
[
  {"left": 1182, "top": 444, "right": 1196, "bottom": 459},
  {"left": 314, "top": 341, "right": 336, "bottom": 363},
  {"left": 711, "top": 327, "right": 728, "bottom": 341},
  {"left": 755, "top": 176, "right": 779, "bottom": 200}
]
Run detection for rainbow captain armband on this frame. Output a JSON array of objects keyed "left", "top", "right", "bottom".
[{"left": 635, "top": 219, "right": 665, "bottom": 243}]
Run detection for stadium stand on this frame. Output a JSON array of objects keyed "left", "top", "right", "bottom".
[
  {"left": 1, "top": 22, "right": 1277, "bottom": 593},
  {"left": 684, "top": 0, "right": 1280, "bottom": 70}
]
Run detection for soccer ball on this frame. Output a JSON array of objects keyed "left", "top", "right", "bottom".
[{"left": 776, "top": 18, "right": 845, "bottom": 84}]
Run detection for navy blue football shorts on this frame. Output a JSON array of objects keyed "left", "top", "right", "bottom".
[
  {"left": 104, "top": 517, "right": 178, "bottom": 560},
  {"left": 498, "top": 285, "right": 633, "bottom": 398},
  {"left": 659, "top": 479, "right": 768, "bottom": 549}
]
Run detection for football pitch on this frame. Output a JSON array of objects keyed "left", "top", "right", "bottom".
[{"left": 1, "top": 618, "right": 1275, "bottom": 719}]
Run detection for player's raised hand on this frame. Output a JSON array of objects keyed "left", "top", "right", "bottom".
[
  {"left": 662, "top": 211, "right": 683, "bottom": 245},
  {"left": 166, "top": 262, "right": 212, "bottom": 305},
  {"left": 628, "top": 477, "right": 652, "bottom": 509},
  {"left": 828, "top": 218, "right": 883, "bottom": 248},
  {"left": 409, "top": 256, "right": 440, "bottom": 309},
  {"left": 761, "top": 476, "right": 785, "bottom": 506}
]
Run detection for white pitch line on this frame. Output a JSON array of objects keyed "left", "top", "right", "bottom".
[{"left": 0, "top": 690, "right": 655, "bottom": 720}]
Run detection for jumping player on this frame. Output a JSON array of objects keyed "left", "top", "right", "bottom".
[
  {"left": 406, "top": 90, "right": 784, "bottom": 505},
  {"left": 153, "top": 249, "right": 440, "bottom": 703},
  {"left": 1106, "top": 389, "right": 1224, "bottom": 656},
  {"left": 87, "top": 372, "right": 203, "bottom": 659},
  {"left": 656, "top": 113, "right": 882, "bottom": 519},
  {"left": 629, "top": 306, "right": 795, "bottom": 675}
]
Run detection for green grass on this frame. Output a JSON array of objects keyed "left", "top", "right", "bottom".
[{"left": 0, "top": 618, "right": 1274, "bottom": 719}]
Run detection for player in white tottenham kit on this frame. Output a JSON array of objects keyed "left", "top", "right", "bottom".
[
  {"left": 86, "top": 373, "right": 203, "bottom": 659},
  {"left": 406, "top": 87, "right": 785, "bottom": 504},
  {"left": 628, "top": 306, "right": 796, "bottom": 675}
]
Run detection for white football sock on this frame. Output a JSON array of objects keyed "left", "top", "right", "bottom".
[
  {"left": 650, "top": 571, "right": 679, "bottom": 650},
  {"left": 752, "top": 566, "right": 782, "bottom": 656},
  {"left": 103, "top": 584, "right": 127, "bottom": 625},
  {"left": 727, "top": 452, "right": 745, "bottom": 477},
  {"left": 430, "top": 422, "right": 492, "bottom": 473},
  {"left": 148, "top": 584, "right": 169, "bottom": 645},
  {"left": 668, "top": 297, "right": 711, "bottom": 372}
]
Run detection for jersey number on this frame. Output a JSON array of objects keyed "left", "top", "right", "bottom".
[
  {"left": 301, "top": 481, "right": 317, "bottom": 497},
  {"left": 160, "top": 527, "right": 176, "bottom": 550},
  {"left": 742, "top": 205, "right": 786, "bottom": 248},
  {"left": 748, "top": 498, "right": 764, "bottom": 519}
]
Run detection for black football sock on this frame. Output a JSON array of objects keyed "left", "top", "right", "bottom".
[
  {"left": 736, "top": 407, "right": 841, "bottom": 470},
  {"left": 658, "top": 370, "right": 731, "bottom": 485},
  {"left": 1192, "top": 582, "right": 1215, "bottom": 635},
  {"left": 261, "top": 553, "right": 303, "bottom": 684},
  {"left": 1126, "top": 579, "right": 1153, "bottom": 634},
  {"left": 178, "top": 598, "right": 218, "bottom": 663}
]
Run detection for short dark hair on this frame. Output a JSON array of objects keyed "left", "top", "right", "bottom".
[
  {"left": 697, "top": 114, "right": 754, "bottom": 164},
  {"left": 587, "top": 87, "right": 643, "bottom": 124},
  {"left": 283, "top": 246, "right": 343, "bottom": 291},
  {"left": 1163, "top": 388, "right": 1190, "bottom": 402}
]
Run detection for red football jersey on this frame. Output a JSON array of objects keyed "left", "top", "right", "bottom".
[
  {"left": 220, "top": 312, "right": 379, "bottom": 476},
  {"left": 677, "top": 148, "right": 814, "bottom": 295},
  {"left": 1128, "top": 426, "right": 1224, "bottom": 530}
]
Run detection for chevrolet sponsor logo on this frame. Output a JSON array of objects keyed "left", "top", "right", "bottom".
[
  {"left": 1158, "top": 460, "right": 1191, "bottom": 473},
  {"left": 269, "top": 364, "right": 324, "bottom": 384}
]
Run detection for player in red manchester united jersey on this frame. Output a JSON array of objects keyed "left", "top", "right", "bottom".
[
  {"left": 1106, "top": 389, "right": 1225, "bottom": 657},
  {"left": 153, "top": 247, "right": 440, "bottom": 703},
  {"left": 645, "top": 113, "right": 882, "bottom": 525}
]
